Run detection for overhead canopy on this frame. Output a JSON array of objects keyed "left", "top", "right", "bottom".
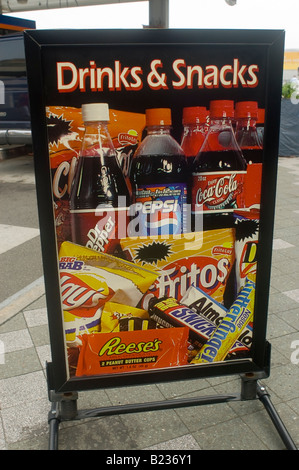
[
  {"left": 0, "top": 0, "right": 146, "bottom": 13},
  {"left": 0, "top": 0, "right": 169, "bottom": 28}
]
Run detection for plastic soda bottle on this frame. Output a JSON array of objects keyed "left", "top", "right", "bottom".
[
  {"left": 235, "top": 101, "right": 263, "bottom": 164},
  {"left": 191, "top": 100, "right": 247, "bottom": 229},
  {"left": 180, "top": 106, "right": 209, "bottom": 168},
  {"left": 130, "top": 108, "right": 188, "bottom": 236},
  {"left": 69, "top": 103, "right": 131, "bottom": 253},
  {"left": 256, "top": 107, "right": 265, "bottom": 147},
  {"left": 235, "top": 101, "right": 263, "bottom": 208}
]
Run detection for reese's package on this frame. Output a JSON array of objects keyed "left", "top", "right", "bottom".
[
  {"left": 75, "top": 327, "right": 189, "bottom": 376},
  {"left": 120, "top": 228, "right": 235, "bottom": 307}
]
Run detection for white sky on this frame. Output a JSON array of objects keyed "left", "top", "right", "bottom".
[{"left": 9, "top": 0, "right": 299, "bottom": 50}]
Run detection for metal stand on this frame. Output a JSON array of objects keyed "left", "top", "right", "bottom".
[{"left": 47, "top": 372, "right": 297, "bottom": 451}]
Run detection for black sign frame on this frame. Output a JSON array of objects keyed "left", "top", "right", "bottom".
[{"left": 24, "top": 28, "right": 284, "bottom": 394}]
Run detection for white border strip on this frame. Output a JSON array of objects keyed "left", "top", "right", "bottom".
[{"left": 0, "top": 276, "right": 45, "bottom": 325}]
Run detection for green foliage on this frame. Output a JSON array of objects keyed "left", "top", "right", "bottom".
[{"left": 282, "top": 81, "right": 298, "bottom": 99}]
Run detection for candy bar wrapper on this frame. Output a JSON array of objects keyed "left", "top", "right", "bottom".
[
  {"left": 181, "top": 285, "right": 252, "bottom": 353},
  {"left": 149, "top": 294, "right": 251, "bottom": 359},
  {"left": 120, "top": 228, "right": 235, "bottom": 307},
  {"left": 234, "top": 209, "right": 259, "bottom": 292},
  {"left": 191, "top": 278, "right": 255, "bottom": 364},
  {"left": 181, "top": 285, "right": 227, "bottom": 326},
  {"left": 75, "top": 327, "right": 189, "bottom": 376},
  {"left": 59, "top": 241, "right": 158, "bottom": 342},
  {"left": 47, "top": 106, "right": 145, "bottom": 249},
  {"left": 101, "top": 301, "right": 149, "bottom": 333}
]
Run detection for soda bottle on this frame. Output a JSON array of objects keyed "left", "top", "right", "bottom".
[
  {"left": 130, "top": 108, "right": 188, "bottom": 236},
  {"left": 235, "top": 101, "right": 263, "bottom": 164},
  {"left": 257, "top": 107, "right": 265, "bottom": 147},
  {"left": 180, "top": 106, "right": 209, "bottom": 168},
  {"left": 235, "top": 101, "right": 263, "bottom": 208},
  {"left": 69, "top": 103, "right": 131, "bottom": 253},
  {"left": 191, "top": 100, "right": 247, "bottom": 229}
]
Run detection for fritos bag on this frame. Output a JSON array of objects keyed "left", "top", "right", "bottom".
[{"left": 120, "top": 229, "right": 235, "bottom": 307}]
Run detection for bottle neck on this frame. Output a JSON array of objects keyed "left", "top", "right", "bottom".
[
  {"left": 235, "top": 117, "right": 257, "bottom": 131},
  {"left": 81, "top": 120, "right": 114, "bottom": 158},
  {"left": 210, "top": 116, "right": 233, "bottom": 126},
  {"left": 146, "top": 125, "right": 171, "bottom": 135}
]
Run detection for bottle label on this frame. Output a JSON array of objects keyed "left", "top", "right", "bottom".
[
  {"left": 70, "top": 207, "right": 128, "bottom": 253},
  {"left": 130, "top": 183, "right": 188, "bottom": 236},
  {"left": 192, "top": 171, "right": 246, "bottom": 213}
]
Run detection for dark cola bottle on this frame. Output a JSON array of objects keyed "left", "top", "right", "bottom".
[
  {"left": 69, "top": 103, "right": 131, "bottom": 254},
  {"left": 191, "top": 100, "right": 247, "bottom": 230},
  {"left": 235, "top": 101, "right": 263, "bottom": 209},
  {"left": 130, "top": 108, "right": 188, "bottom": 236},
  {"left": 180, "top": 106, "right": 209, "bottom": 169},
  {"left": 235, "top": 101, "right": 263, "bottom": 164}
]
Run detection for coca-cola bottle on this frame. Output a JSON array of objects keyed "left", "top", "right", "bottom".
[
  {"left": 257, "top": 107, "right": 265, "bottom": 147},
  {"left": 235, "top": 101, "right": 263, "bottom": 164},
  {"left": 69, "top": 103, "right": 131, "bottom": 253},
  {"left": 191, "top": 100, "right": 247, "bottom": 230},
  {"left": 235, "top": 101, "right": 263, "bottom": 208},
  {"left": 180, "top": 106, "right": 209, "bottom": 169},
  {"left": 130, "top": 108, "right": 188, "bottom": 236}
]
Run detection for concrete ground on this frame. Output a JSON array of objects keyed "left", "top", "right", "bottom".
[{"left": 0, "top": 155, "right": 299, "bottom": 450}]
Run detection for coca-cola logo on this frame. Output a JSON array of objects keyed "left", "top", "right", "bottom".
[
  {"left": 193, "top": 171, "right": 245, "bottom": 211},
  {"left": 196, "top": 173, "right": 238, "bottom": 206}
]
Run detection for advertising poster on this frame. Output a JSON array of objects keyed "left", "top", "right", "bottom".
[{"left": 24, "top": 29, "right": 284, "bottom": 390}]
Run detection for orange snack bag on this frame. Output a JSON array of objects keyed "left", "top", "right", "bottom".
[{"left": 76, "top": 327, "right": 189, "bottom": 376}]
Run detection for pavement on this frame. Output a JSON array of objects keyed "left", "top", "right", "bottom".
[{"left": 1, "top": 155, "right": 299, "bottom": 451}]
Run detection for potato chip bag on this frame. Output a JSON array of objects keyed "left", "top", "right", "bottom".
[{"left": 59, "top": 241, "right": 158, "bottom": 342}]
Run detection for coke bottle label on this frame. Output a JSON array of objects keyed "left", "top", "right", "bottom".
[
  {"left": 130, "top": 183, "right": 188, "bottom": 236},
  {"left": 192, "top": 171, "right": 246, "bottom": 213},
  {"left": 70, "top": 207, "right": 128, "bottom": 253}
]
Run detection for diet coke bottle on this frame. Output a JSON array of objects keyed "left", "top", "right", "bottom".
[
  {"left": 191, "top": 100, "right": 247, "bottom": 229},
  {"left": 69, "top": 103, "right": 131, "bottom": 253}
]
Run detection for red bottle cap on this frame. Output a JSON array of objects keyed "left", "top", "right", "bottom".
[
  {"left": 235, "top": 101, "right": 258, "bottom": 119},
  {"left": 209, "top": 100, "right": 234, "bottom": 118},
  {"left": 257, "top": 108, "right": 265, "bottom": 124},
  {"left": 146, "top": 108, "right": 172, "bottom": 126},
  {"left": 182, "top": 106, "right": 208, "bottom": 125}
]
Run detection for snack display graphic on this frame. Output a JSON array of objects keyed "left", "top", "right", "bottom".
[{"left": 47, "top": 98, "right": 264, "bottom": 376}]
